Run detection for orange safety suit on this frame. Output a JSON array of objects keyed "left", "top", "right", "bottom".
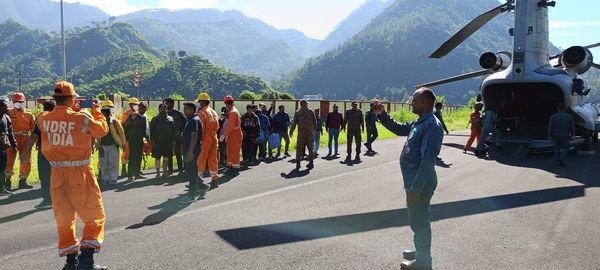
[
  {"left": 120, "top": 109, "right": 135, "bottom": 165},
  {"left": 197, "top": 106, "right": 220, "bottom": 179},
  {"left": 223, "top": 107, "right": 243, "bottom": 169},
  {"left": 7, "top": 108, "right": 35, "bottom": 181},
  {"left": 38, "top": 106, "right": 109, "bottom": 256}
]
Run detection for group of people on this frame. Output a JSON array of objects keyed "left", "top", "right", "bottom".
[{"left": 0, "top": 81, "right": 460, "bottom": 270}]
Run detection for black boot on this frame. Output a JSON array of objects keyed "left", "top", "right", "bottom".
[
  {"left": 0, "top": 179, "right": 13, "bottom": 196},
  {"left": 62, "top": 253, "right": 78, "bottom": 270},
  {"left": 77, "top": 248, "right": 107, "bottom": 270},
  {"left": 18, "top": 179, "right": 34, "bottom": 189},
  {"left": 306, "top": 160, "right": 314, "bottom": 170},
  {"left": 295, "top": 160, "right": 301, "bottom": 170}
]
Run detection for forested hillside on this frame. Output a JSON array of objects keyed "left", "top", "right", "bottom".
[{"left": 288, "top": 0, "right": 516, "bottom": 103}]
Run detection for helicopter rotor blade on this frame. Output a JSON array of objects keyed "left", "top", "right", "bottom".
[
  {"left": 415, "top": 69, "right": 491, "bottom": 88},
  {"left": 549, "top": 42, "right": 600, "bottom": 60},
  {"left": 592, "top": 63, "right": 600, "bottom": 69},
  {"left": 429, "top": 1, "right": 513, "bottom": 59}
]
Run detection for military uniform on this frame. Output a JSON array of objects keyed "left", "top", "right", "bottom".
[
  {"left": 379, "top": 111, "right": 443, "bottom": 268},
  {"left": 167, "top": 108, "right": 186, "bottom": 173},
  {"left": 150, "top": 113, "right": 176, "bottom": 159},
  {"left": 290, "top": 107, "right": 317, "bottom": 168},
  {"left": 548, "top": 111, "right": 575, "bottom": 166},
  {"left": 365, "top": 109, "right": 378, "bottom": 152},
  {"left": 344, "top": 108, "right": 364, "bottom": 160},
  {"left": 123, "top": 112, "right": 149, "bottom": 179},
  {"left": 0, "top": 113, "right": 17, "bottom": 195}
]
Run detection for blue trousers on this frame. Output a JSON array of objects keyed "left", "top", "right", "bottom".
[
  {"left": 327, "top": 128, "right": 339, "bottom": 155},
  {"left": 552, "top": 137, "right": 570, "bottom": 162},
  {"left": 406, "top": 192, "right": 433, "bottom": 266},
  {"left": 313, "top": 132, "right": 321, "bottom": 154}
]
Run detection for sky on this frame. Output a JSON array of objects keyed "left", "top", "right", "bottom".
[{"left": 60, "top": 0, "right": 599, "bottom": 53}]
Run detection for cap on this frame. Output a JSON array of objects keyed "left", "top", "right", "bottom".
[
  {"left": 53, "top": 81, "right": 78, "bottom": 97},
  {"left": 128, "top": 97, "right": 140, "bottom": 105}
]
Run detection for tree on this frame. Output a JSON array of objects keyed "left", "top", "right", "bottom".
[
  {"left": 239, "top": 90, "right": 259, "bottom": 100},
  {"left": 178, "top": 50, "right": 187, "bottom": 58},
  {"left": 169, "top": 92, "right": 185, "bottom": 101}
]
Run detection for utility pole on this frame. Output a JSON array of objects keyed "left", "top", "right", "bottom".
[{"left": 60, "top": 0, "right": 67, "bottom": 80}]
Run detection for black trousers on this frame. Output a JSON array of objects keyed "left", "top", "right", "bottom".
[
  {"left": 219, "top": 141, "right": 227, "bottom": 166},
  {"left": 0, "top": 149, "right": 7, "bottom": 187},
  {"left": 346, "top": 129, "right": 362, "bottom": 156},
  {"left": 366, "top": 127, "right": 378, "bottom": 150},
  {"left": 38, "top": 152, "right": 51, "bottom": 202},
  {"left": 169, "top": 137, "right": 183, "bottom": 172},
  {"left": 128, "top": 139, "right": 144, "bottom": 178},
  {"left": 242, "top": 136, "right": 257, "bottom": 162}
]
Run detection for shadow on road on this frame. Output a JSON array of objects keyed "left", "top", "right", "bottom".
[
  {"left": 126, "top": 193, "right": 193, "bottom": 229},
  {"left": 281, "top": 169, "right": 310, "bottom": 179},
  {"left": 0, "top": 189, "right": 40, "bottom": 206},
  {"left": 0, "top": 208, "right": 47, "bottom": 225},
  {"left": 215, "top": 185, "right": 585, "bottom": 250}
]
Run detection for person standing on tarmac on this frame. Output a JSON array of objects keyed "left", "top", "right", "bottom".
[
  {"left": 150, "top": 104, "right": 176, "bottom": 178},
  {"left": 375, "top": 87, "right": 443, "bottom": 270},
  {"left": 98, "top": 100, "right": 126, "bottom": 186},
  {"left": 433, "top": 102, "right": 450, "bottom": 135},
  {"left": 120, "top": 97, "right": 140, "bottom": 177},
  {"left": 6, "top": 92, "right": 35, "bottom": 190},
  {"left": 241, "top": 104, "right": 261, "bottom": 166},
  {"left": 364, "top": 102, "right": 379, "bottom": 155},
  {"left": 0, "top": 100, "right": 17, "bottom": 196},
  {"left": 163, "top": 98, "right": 187, "bottom": 175},
  {"left": 218, "top": 106, "right": 228, "bottom": 168},
  {"left": 463, "top": 103, "right": 483, "bottom": 153},
  {"left": 548, "top": 102, "right": 575, "bottom": 167},
  {"left": 313, "top": 108, "right": 323, "bottom": 158},
  {"left": 221, "top": 96, "right": 243, "bottom": 173},
  {"left": 325, "top": 104, "right": 343, "bottom": 158},
  {"left": 123, "top": 102, "right": 149, "bottom": 181},
  {"left": 475, "top": 105, "right": 498, "bottom": 157},
  {"left": 272, "top": 105, "right": 291, "bottom": 157},
  {"left": 196, "top": 93, "right": 221, "bottom": 187},
  {"left": 179, "top": 102, "right": 207, "bottom": 204},
  {"left": 343, "top": 101, "right": 364, "bottom": 163},
  {"left": 289, "top": 100, "right": 317, "bottom": 171},
  {"left": 38, "top": 81, "right": 109, "bottom": 270},
  {"left": 256, "top": 108, "right": 271, "bottom": 161},
  {"left": 22, "top": 100, "right": 56, "bottom": 208}
]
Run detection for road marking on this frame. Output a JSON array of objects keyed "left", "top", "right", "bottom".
[{"left": 0, "top": 160, "right": 398, "bottom": 261}]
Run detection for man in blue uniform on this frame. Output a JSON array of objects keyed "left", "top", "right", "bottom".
[
  {"left": 548, "top": 102, "right": 575, "bottom": 167},
  {"left": 375, "top": 87, "right": 443, "bottom": 270}
]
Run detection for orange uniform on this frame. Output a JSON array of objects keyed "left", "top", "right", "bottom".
[
  {"left": 6, "top": 107, "right": 35, "bottom": 182},
  {"left": 464, "top": 111, "right": 482, "bottom": 151},
  {"left": 120, "top": 108, "right": 135, "bottom": 165},
  {"left": 38, "top": 105, "right": 109, "bottom": 256},
  {"left": 222, "top": 107, "right": 243, "bottom": 169},
  {"left": 197, "top": 106, "right": 220, "bottom": 179}
]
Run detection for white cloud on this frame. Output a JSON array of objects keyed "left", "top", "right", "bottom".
[
  {"left": 56, "top": 0, "right": 147, "bottom": 15},
  {"left": 157, "top": 0, "right": 220, "bottom": 10}
]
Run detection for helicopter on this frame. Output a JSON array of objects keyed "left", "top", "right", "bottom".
[{"left": 417, "top": 0, "right": 600, "bottom": 152}]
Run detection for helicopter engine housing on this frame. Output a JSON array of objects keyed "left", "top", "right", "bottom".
[
  {"left": 479, "top": 52, "right": 512, "bottom": 72},
  {"left": 561, "top": 46, "right": 593, "bottom": 75}
]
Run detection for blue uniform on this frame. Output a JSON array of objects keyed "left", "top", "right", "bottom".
[{"left": 379, "top": 111, "right": 443, "bottom": 266}]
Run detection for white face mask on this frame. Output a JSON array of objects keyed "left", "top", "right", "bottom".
[
  {"left": 13, "top": 102, "right": 23, "bottom": 109},
  {"left": 110, "top": 108, "right": 116, "bottom": 114},
  {"left": 133, "top": 105, "right": 139, "bottom": 111}
]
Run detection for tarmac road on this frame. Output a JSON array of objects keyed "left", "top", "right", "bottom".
[{"left": 1, "top": 131, "right": 599, "bottom": 269}]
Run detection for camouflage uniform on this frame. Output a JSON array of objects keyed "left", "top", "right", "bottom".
[{"left": 290, "top": 107, "right": 317, "bottom": 162}]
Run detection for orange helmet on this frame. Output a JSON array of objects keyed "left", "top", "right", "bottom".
[
  {"left": 224, "top": 95, "right": 234, "bottom": 103},
  {"left": 12, "top": 92, "right": 26, "bottom": 102}
]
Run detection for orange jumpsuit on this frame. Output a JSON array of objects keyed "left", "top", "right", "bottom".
[
  {"left": 197, "top": 106, "right": 220, "bottom": 179},
  {"left": 223, "top": 107, "right": 243, "bottom": 169},
  {"left": 38, "top": 106, "right": 109, "bottom": 256},
  {"left": 7, "top": 108, "right": 35, "bottom": 181},
  {"left": 120, "top": 109, "right": 135, "bottom": 165}
]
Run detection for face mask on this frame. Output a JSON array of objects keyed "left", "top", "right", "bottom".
[
  {"left": 14, "top": 102, "right": 23, "bottom": 109},
  {"left": 197, "top": 102, "right": 203, "bottom": 109},
  {"left": 110, "top": 108, "right": 116, "bottom": 114},
  {"left": 133, "top": 105, "right": 139, "bottom": 111}
]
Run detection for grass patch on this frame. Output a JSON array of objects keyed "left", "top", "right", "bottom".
[{"left": 20, "top": 107, "right": 471, "bottom": 185}]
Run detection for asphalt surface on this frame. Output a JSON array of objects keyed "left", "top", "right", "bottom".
[{"left": 1, "top": 131, "right": 599, "bottom": 270}]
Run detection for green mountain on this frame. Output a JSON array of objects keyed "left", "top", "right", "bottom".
[
  {"left": 0, "top": 20, "right": 272, "bottom": 99},
  {"left": 117, "top": 9, "right": 319, "bottom": 80},
  {"left": 0, "top": 0, "right": 109, "bottom": 31},
  {"left": 288, "top": 0, "right": 516, "bottom": 103},
  {"left": 317, "top": 0, "right": 392, "bottom": 54}
]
